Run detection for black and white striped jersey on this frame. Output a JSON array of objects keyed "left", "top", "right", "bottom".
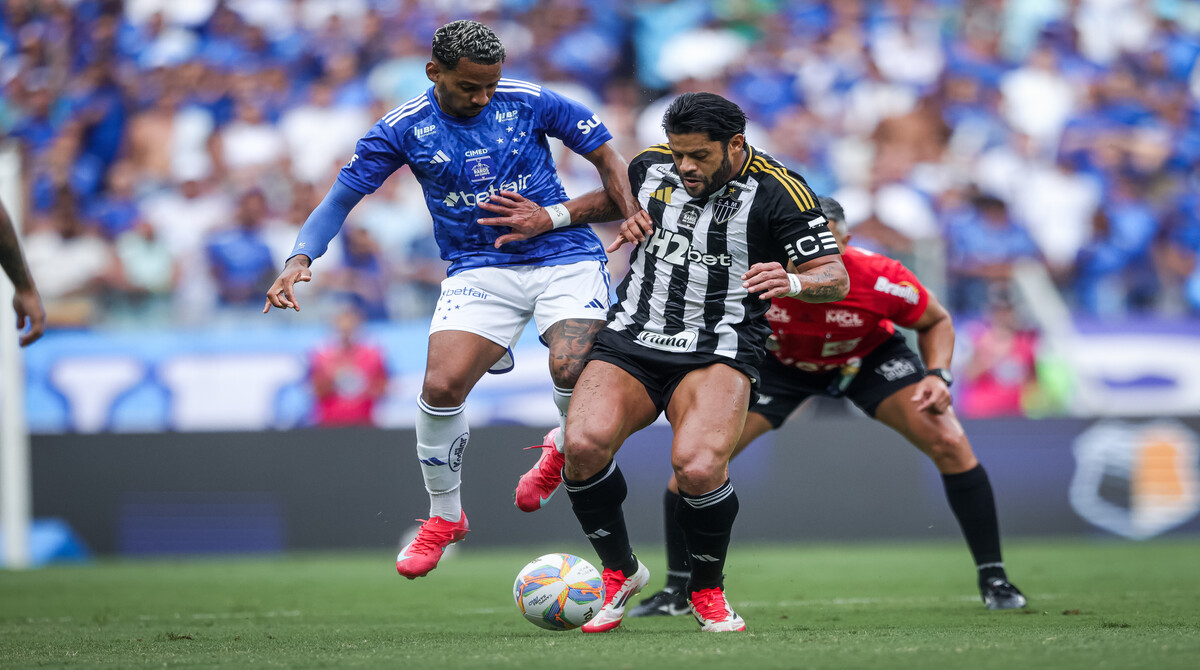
[{"left": 607, "top": 143, "right": 841, "bottom": 364}]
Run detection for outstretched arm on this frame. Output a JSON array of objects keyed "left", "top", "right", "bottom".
[
  {"left": 263, "top": 180, "right": 365, "bottom": 313},
  {"left": 0, "top": 200, "right": 44, "bottom": 345},
  {"left": 476, "top": 143, "right": 636, "bottom": 247}
]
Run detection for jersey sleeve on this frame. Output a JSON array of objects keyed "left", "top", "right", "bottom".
[
  {"left": 755, "top": 168, "right": 840, "bottom": 267},
  {"left": 537, "top": 87, "right": 613, "bottom": 156},
  {"left": 880, "top": 257, "right": 930, "bottom": 327},
  {"left": 627, "top": 144, "right": 670, "bottom": 196},
  {"left": 336, "top": 120, "right": 407, "bottom": 195}
]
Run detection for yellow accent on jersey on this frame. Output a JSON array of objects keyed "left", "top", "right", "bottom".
[
  {"left": 651, "top": 186, "right": 674, "bottom": 203},
  {"left": 749, "top": 157, "right": 816, "bottom": 211},
  {"left": 635, "top": 144, "right": 673, "bottom": 158}
]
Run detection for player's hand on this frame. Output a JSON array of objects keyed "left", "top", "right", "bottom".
[
  {"left": 263, "top": 256, "right": 312, "bottom": 313},
  {"left": 911, "top": 375, "right": 952, "bottom": 414},
  {"left": 742, "top": 262, "right": 792, "bottom": 300},
  {"left": 13, "top": 287, "right": 45, "bottom": 346},
  {"left": 477, "top": 191, "right": 549, "bottom": 248},
  {"left": 606, "top": 210, "right": 653, "bottom": 252}
]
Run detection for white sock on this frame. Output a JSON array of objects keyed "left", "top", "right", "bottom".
[
  {"left": 552, "top": 385, "right": 571, "bottom": 453},
  {"left": 415, "top": 396, "right": 468, "bottom": 522}
]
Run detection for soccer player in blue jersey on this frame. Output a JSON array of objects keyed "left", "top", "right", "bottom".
[{"left": 263, "top": 20, "right": 638, "bottom": 579}]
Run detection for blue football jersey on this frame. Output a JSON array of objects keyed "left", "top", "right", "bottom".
[{"left": 338, "top": 79, "right": 613, "bottom": 275}]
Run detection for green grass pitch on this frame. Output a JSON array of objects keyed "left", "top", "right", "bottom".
[{"left": 2, "top": 538, "right": 1198, "bottom": 669}]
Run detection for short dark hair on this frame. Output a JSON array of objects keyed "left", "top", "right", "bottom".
[
  {"left": 816, "top": 196, "right": 845, "bottom": 226},
  {"left": 431, "top": 20, "right": 505, "bottom": 70},
  {"left": 662, "top": 92, "right": 747, "bottom": 144}
]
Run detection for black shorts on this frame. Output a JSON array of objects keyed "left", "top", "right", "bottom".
[
  {"left": 589, "top": 328, "right": 761, "bottom": 415},
  {"left": 753, "top": 332, "right": 925, "bottom": 428}
]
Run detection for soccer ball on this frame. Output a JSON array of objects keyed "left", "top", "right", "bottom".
[{"left": 513, "top": 553, "right": 605, "bottom": 631}]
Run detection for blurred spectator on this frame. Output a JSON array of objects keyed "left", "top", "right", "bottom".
[
  {"left": 22, "top": 193, "right": 120, "bottom": 325},
  {"left": 85, "top": 160, "right": 142, "bottom": 240},
  {"left": 946, "top": 193, "right": 1041, "bottom": 316},
  {"left": 328, "top": 226, "right": 388, "bottom": 322},
  {"left": 1074, "top": 173, "right": 1160, "bottom": 316},
  {"left": 309, "top": 305, "right": 387, "bottom": 427},
  {"left": 958, "top": 299, "right": 1040, "bottom": 418},
  {"left": 205, "top": 189, "right": 276, "bottom": 307},
  {"left": 109, "top": 221, "right": 177, "bottom": 325}
]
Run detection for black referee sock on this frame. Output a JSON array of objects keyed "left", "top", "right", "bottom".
[
  {"left": 662, "top": 488, "right": 690, "bottom": 592},
  {"left": 942, "top": 464, "right": 1007, "bottom": 584},
  {"left": 676, "top": 480, "right": 739, "bottom": 593},
  {"left": 564, "top": 461, "right": 637, "bottom": 576}
]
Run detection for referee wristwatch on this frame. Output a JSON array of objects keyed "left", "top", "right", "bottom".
[{"left": 926, "top": 368, "right": 953, "bottom": 387}]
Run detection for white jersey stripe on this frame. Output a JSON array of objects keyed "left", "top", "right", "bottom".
[
  {"left": 386, "top": 99, "right": 431, "bottom": 126},
  {"left": 383, "top": 95, "right": 428, "bottom": 124}
]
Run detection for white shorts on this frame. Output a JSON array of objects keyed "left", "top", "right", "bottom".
[{"left": 429, "top": 261, "right": 611, "bottom": 371}]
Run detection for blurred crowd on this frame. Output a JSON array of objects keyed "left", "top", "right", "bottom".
[{"left": 2, "top": 0, "right": 1199, "bottom": 416}]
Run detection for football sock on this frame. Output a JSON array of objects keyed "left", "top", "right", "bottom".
[
  {"left": 551, "top": 385, "right": 571, "bottom": 453},
  {"left": 941, "top": 464, "right": 1007, "bottom": 583},
  {"left": 415, "top": 396, "right": 468, "bottom": 523},
  {"left": 564, "top": 460, "right": 637, "bottom": 575},
  {"left": 662, "top": 488, "right": 690, "bottom": 591},
  {"left": 676, "top": 480, "right": 739, "bottom": 593}
]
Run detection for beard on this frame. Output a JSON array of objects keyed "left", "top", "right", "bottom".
[{"left": 681, "top": 151, "right": 735, "bottom": 198}]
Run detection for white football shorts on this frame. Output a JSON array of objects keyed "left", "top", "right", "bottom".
[{"left": 429, "top": 260, "right": 612, "bottom": 370}]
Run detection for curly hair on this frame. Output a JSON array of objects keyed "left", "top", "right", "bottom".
[{"left": 431, "top": 20, "right": 506, "bottom": 70}]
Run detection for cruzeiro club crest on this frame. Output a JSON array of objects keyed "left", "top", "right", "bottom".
[
  {"left": 1069, "top": 420, "right": 1200, "bottom": 540},
  {"left": 711, "top": 185, "right": 744, "bottom": 225}
]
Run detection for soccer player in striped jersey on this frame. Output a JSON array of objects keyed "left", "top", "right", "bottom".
[
  {"left": 263, "top": 20, "right": 637, "bottom": 580},
  {"left": 629, "top": 196, "right": 1027, "bottom": 617},
  {"left": 560, "top": 93, "right": 849, "bottom": 633}
]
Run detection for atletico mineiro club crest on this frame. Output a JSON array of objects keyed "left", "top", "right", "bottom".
[{"left": 712, "top": 185, "right": 744, "bottom": 225}]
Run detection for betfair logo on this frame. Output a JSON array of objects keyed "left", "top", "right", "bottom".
[{"left": 651, "top": 186, "right": 674, "bottom": 203}]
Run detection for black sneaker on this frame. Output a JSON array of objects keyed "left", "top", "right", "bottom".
[
  {"left": 628, "top": 587, "right": 691, "bottom": 617},
  {"left": 981, "top": 577, "right": 1027, "bottom": 610}
]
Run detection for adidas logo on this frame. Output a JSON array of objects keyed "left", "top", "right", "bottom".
[
  {"left": 429, "top": 150, "right": 450, "bottom": 165},
  {"left": 584, "top": 298, "right": 605, "bottom": 310},
  {"left": 585, "top": 529, "right": 611, "bottom": 539},
  {"left": 652, "top": 186, "right": 674, "bottom": 203},
  {"left": 691, "top": 553, "right": 721, "bottom": 563}
]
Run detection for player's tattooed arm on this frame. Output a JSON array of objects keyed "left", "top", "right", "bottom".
[
  {"left": 544, "top": 318, "right": 607, "bottom": 388},
  {"left": 792, "top": 258, "right": 850, "bottom": 303},
  {"left": 742, "top": 256, "right": 849, "bottom": 303}
]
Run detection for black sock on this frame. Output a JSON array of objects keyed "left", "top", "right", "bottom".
[
  {"left": 662, "top": 488, "right": 690, "bottom": 592},
  {"left": 676, "top": 480, "right": 739, "bottom": 593},
  {"left": 564, "top": 461, "right": 637, "bottom": 575},
  {"left": 942, "top": 464, "right": 1007, "bottom": 583}
]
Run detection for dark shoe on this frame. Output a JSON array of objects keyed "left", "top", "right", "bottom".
[
  {"left": 981, "top": 577, "right": 1027, "bottom": 610},
  {"left": 628, "top": 587, "right": 691, "bottom": 617}
]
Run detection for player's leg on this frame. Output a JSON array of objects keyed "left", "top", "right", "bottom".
[
  {"left": 631, "top": 411, "right": 774, "bottom": 617},
  {"left": 564, "top": 358, "right": 658, "bottom": 633},
  {"left": 398, "top": 269, "right": 529, "bottom": 579},
  {"left": 634, "top": 354, "right": 807, "bottom": 617},
  {"left": 515, "top": 260, "right": 610, "bottom": 511},
  {"left": 666, "top": 363, "right": 754, "bottom": 632},
  {"left": 870, "top": 376, "right": 1026, "bottom": 609},
  {"left": 513, "top": 318, "right": 606, "bottom": 511}
]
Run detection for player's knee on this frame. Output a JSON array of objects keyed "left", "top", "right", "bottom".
[
  {"left": 672, "top": 452, "right": 726, "bottom": 493},
  {"left": 563, "top": 424, "right": 616, "bottom": 477},
  {"left": 925, "top": 426, "right": 973, "bottom": 472},
  {"left": 420, "top": 378, "right": 468, "bottom": 408}
]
